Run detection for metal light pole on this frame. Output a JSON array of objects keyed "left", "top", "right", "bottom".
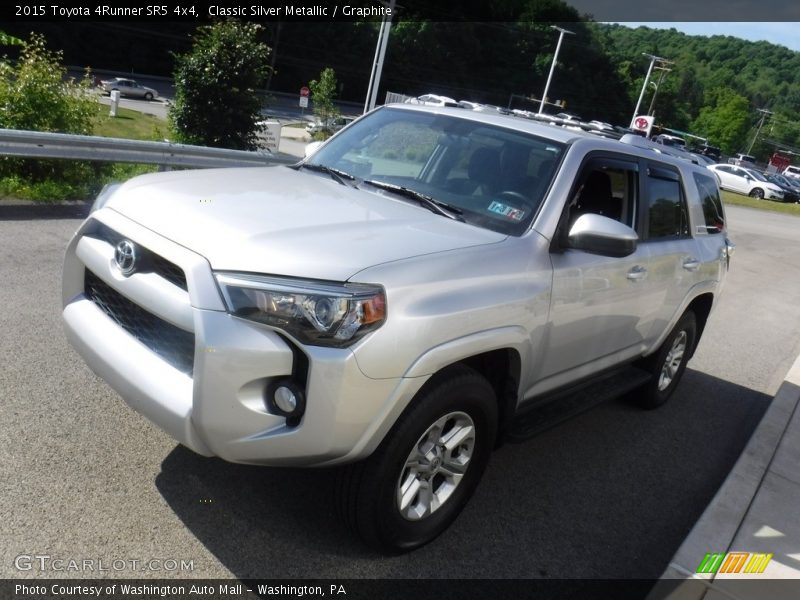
[
  {"left": 364, "top": 0, "right": 396, "bottom": 114},
  {"left": 538, "top": 26, "right": 574, "bottom": 115},
  {"left": 647, "top": 65, "right": 671, "bottom": 116},
  {"left": 632, "top": 53, "right": 668, "bottom": 122}
]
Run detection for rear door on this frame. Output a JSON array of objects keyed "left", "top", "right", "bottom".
[{"left": 637, "top": 161, "right": 701, "bottom": 343}]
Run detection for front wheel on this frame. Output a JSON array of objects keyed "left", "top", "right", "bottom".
[
  {"left": 336, "top": 365, "right": 497, "bottom": 553},
  {"left": 635, "top": 311, "right": 697, "bottom": 409},
  {"left": 749, "top": 188, "right": 764, "bottom": 199}
]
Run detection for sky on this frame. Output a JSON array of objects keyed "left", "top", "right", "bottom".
[{"left": 613, "top": 22, "right": 800, "bottom": 52}]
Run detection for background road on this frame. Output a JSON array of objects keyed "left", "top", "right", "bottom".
[{"left": 1, "top": 202, "right": 799, "bottom": 580}]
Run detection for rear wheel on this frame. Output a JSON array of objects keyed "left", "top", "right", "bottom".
[
  {"left": 336, "top": 365, "right": 497, "bottom": 553},
  {"left": 634, "top": 311, "right": 696, "bottom": 409}
]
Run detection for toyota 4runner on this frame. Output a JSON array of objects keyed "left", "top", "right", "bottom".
[{"left": 63, "top": 105, "right": 734, "bottom": 552}]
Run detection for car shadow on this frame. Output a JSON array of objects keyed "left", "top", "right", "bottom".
[
  {"left": 155, "top": 368, "right": 771, "bottom": 580},
  {"left": 0, "top": 201, "right": 90, "bottom": 221}
]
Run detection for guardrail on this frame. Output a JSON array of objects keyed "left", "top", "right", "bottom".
[{"left": 0, "top": 128, "right": 296, "bottom": 169}]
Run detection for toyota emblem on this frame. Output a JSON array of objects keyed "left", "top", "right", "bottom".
[{"left": 114, "top": 240, "right": 137, "bottom": 275}]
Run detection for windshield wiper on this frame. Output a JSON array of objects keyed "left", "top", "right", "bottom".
[
  {"left": 363, "top": 180, "right": 464, "bottom": 221},
  {"left": 295, "top": 163, "right": 357, "bottom": 187}
]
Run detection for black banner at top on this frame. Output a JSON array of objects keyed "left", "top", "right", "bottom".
[{"left": 4, "top": 0, "right": 800, "bottom": 23}]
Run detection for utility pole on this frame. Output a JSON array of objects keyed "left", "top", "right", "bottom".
[
  {"left": 364, "top": 0, "right": 396, "bottom": 114},
  {"left": 632, "top": 53, "right": 672, "bottom": 123},
  {"left": 747, "top": 108, "right": 773, "bottom": 155},
  {"left": 538, "top": 26, "right": 574, "bottom": 115}
]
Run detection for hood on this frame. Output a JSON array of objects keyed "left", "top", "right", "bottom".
[{"left": 105, "top": 166, "right": 506, "bottom": 281}]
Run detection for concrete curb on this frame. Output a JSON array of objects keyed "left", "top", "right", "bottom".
[{"left": 648, "top": 353, "right": 800, "bottom": 599}]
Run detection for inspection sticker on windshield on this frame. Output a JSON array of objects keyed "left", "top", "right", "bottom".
[{"left": 488, "top": 201, "right": 525, "bottom": 221}]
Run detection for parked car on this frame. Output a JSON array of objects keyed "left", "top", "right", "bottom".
[
  {"left": 765, "top": 172, "right": 800, "bottom": 202},
  {"left": 728, "top": 153, "right": 756, "bottom": 167},
  {"left": 404, "top": 94, "right": 458, "bottom": 107},
  {"left": 64, "top": 104, "right": 733, "bottom": 553},
  {"left": 783, "top": 165, "right": 800, "bottom": 181},
  {"left": 708, "top": 164, "right": 784, "bottom": 200},
  {"left": 100, "top": 77, "right": 159, "bottom": 100},
  {"left": 652, "top": 134, "right": 686, "bottom": 149},
  {"left": 306, "top": 116, "right": 355, "bottom": 135}
]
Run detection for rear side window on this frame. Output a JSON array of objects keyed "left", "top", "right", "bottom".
[
  {"left": 693, "top": 172, "right": 725, "bottom": 233},
  {"left": 646, "top": 167, "right": 689, "bottom": 239}
]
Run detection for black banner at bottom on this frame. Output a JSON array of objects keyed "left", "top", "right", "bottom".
[{"left": 5, "top": 578, "right": 800, "bottom": 600}]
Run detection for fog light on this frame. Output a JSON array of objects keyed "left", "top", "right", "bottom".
[
  {"left": 274, "top": 386, "right": 298, "bottom": 413},
  {"left": 266, "top": 380, "right": 306, "bottom": 420}
]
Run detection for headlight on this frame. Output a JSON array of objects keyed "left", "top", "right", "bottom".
[{"left": 214, "top": 272, "right": 386, "bottom": 347}]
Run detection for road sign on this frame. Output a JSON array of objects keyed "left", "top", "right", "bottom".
[
  {"left": 300, "top": 86, "right": 310, "bottom": 97},
  {"left": 299, "top": 96, "right": 309, "bottom": 108}
]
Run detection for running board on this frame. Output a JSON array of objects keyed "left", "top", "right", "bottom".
[{"left": 507, "top": 366, "right": 652, "bottom": 442}]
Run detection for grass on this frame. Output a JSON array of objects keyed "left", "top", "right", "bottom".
[
  {"left": 92, "top": 104, "right": 167, "bottom": 141},
  {"left": 0, "top": 103, "right": 166, "bottom": 202},
  {"left": 721, "top": 190, "right": 800, "bottom": 216}
]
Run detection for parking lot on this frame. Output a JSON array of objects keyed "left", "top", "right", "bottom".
[{"left": 1, "top": 200, "right": 799, "bottom": 580}]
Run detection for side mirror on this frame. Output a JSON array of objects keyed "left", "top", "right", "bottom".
[{"left": 567, "top": 213, "right": 638, "bottom": 258}]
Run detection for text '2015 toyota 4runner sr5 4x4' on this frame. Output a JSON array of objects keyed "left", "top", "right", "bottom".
[{"left": 63, "top": 105, "right": 734, "bottom": 553}]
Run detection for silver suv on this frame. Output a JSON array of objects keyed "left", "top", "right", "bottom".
[{"left": 63, "top": 105, "right": 733, "bottom": 552}]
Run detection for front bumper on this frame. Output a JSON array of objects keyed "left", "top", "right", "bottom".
[{"left": 62, "top": 209, "right": 417, "bottom": 467}]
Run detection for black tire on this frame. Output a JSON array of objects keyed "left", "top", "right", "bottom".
[
  {"left": 336, "top": 365, "right": 497, "bottom": 553},
  {"left": 144, "top": 92, "right": 153, "bottom": 101},
  {"left": 749, "top": 188, "right": 764, "bottom": 199},
  {"left": 634, "top": 311, "right": 697, "bottom": 409}
]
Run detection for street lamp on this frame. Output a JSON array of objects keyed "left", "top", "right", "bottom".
[
  {"left": 647, "top": 65, "right": 671, "bottom": 116},
  {"left": 631, "top": 53, "right": 671, "bottom": 123},
  {"left": 538, "top": 25, "right": 574, "bottom": 115},
  {"left": 364, "top": 0, "right": 396, "bottom": 113}
]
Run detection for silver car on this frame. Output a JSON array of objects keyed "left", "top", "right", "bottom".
[
  {"left": 63, "top": 105, "right": 732, "bottom": 553},
  {"left": 100, "top": 77, "right": 159, "bottom": 100}
]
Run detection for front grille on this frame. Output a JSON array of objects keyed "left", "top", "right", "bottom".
[
  {"left": 88, "top": 223, "right": 188, "bottom": 291},
  {"left": 85, "top": 270, "right": 195, "bottom": 375}
]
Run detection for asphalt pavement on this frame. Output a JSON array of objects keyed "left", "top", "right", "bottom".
[{"left": 0, "top": 202, "right": 798, "bottom": 585}]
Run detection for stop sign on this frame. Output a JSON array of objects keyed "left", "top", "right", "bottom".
[{"left": 300, "top": 86, "right": 310, "bottom": 97}]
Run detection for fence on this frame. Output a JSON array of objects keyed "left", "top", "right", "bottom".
[{"left": 0, "top": 128, "right": 296, "bottom": 169}]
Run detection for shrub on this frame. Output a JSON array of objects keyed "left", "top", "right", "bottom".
[
  {"left": 0, "top": 33, "right": 99, "bottom": 200},
  {"left": 170, "top": 21, "right": 272, "bottom": 150}
]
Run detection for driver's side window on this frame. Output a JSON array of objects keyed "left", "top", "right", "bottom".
[{"left": 566, "top": 158, "right": 638, "bottom": 233}]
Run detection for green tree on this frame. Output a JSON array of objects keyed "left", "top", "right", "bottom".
[
  {"left": 170, "top": 21, "right": 271, "bottom": 150},
  {"left": 0, "top": 33, "right": 97, "bottom": 200},
  {"left": 309, "top": 67, "right": 340, "bottom": 139},
  {"left": 691, "top": 89, "right": 752, "bottom": 154},
  {"left": 0, "top": 33, "right": 95, "bottom": 134}
]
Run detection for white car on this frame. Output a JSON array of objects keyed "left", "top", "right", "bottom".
[
  {"left": 708, "top": 164, "right": 784, "bottom": 200},
  {"left": 783, "top": 165, "right": 800, "bottom": 181},
  {"left": 404, "top": 94, "right": 458, "bottom": 107}
]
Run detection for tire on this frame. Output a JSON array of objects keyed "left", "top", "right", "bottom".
[
  {"left": 144, "top": 92, "right": 153, "bottom": 101},
  {"left": 749, "top": 188, "right": 764, "bottom": 199},
  {"left": 634, "top": 311, "right": 697, "bottom": 409},
  {"left": 336, "top": 365, "right": 497, "bottom": 553}
]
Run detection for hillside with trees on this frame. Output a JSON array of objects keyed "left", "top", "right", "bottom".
[{"left": 5, "top": 2, "right": 800, "bottom": 159}]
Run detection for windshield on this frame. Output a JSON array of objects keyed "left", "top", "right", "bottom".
[{"left": 306, "top": 107, "right": 565, "bottom": 235}]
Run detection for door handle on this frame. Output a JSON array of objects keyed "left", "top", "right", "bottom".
[
  {"left": 627, "top": 265, "right": 647, "bottom": 281},
  {"left": 683, "top": 258, "right": 700, "bottom": 272}
]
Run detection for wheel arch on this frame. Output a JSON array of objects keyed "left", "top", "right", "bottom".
[{"left": 685, "top": 292, "right": 714, "bottom": 358}]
